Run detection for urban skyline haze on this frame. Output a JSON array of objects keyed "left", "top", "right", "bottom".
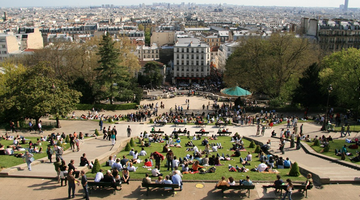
[{"left": 1, "top": 0, "right": 360, "bottom": 8}]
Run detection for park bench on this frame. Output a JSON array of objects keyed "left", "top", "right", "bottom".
[
  {"left": 88, "top": 181, "right": 121, "bottom": 195},
  {"left": 215, "top": 122, "right": 227, "bottom": 127},
  {"left": 195, "top": 131, "right": 210, "bottom": 135},
  {"left": 217, "top": 132, "right": 232, "bottom": 136},
  {"left": 275, "top": 184, "right": 311, "bottom": 198},
  {"left": 150, "top": 131, "right": 165, "bottom": 134},
  {"left": 216, "top": 184, "right": 255, "bottom": 198},
  {"left": 154, "top": 121, "right": 166, "bottom": 126},
  {"left": 173, "top": 131, "right": 187, "bottom": 135},
  {"left": 195, "top": 122, "right": 208, "bottom": 127},
  {"left": 141, "top": 183, "right": 180, "bottom": 197},
  {"left": 173, "top": 122, "right": 187, "bottom": 126}
]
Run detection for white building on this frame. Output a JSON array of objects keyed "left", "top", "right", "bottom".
[
  {"left": 173, "top": 38, "right": 210, "bottom": 84},
  {"left": 218, "top": 41, "right": 239, "bottom": 70},
  {"left": 136, "top": 43, "right": 160, "bottom": 61}
]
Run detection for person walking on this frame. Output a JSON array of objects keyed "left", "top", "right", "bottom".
[
  {"left": 281, "top": 179, "right": 293, "bottom": 200},
  {"left": 67, "top": 169, "right": 76, "bottom": 199},
  {"left": 23, "top": 151, "right": 34, "bottom": 171},
  {"left": 127, "top": 125, "right": 132, "bottom": 137},
  {"left": 54, "top": 157, "right": 62, "bottom": 183},
  {"left": 81, "top": 170, "right": 89, "bottom": 200},
  {"left": 279, "top": 138, "right": 285, "bottom": 154},
  {"left": 111, "top": 131, "right": 116, "bottom": 146},
  {"left": 341, "top": 125, "right": 345, "bottom": 137},
  {"left": 99, "top": 119, "right": 103, "bottom": 131},
  {"left": 46, "top": 146, "right": 54, "bottom": 163},
  {"left": 346, "top": 124, "right": 351, "bottom": 136},
  {"left": 54, "top": 144, "right": 63, "bottom": 160}
]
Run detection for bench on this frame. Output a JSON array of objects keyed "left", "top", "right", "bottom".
[
  {"left": 141, "top": 183, "right": 180, "bottom": 197},
  {"left": 195, "top": 122, "right": 208, "bottom": 127},
  {"left": 88, "top": 181, "right": 121, "bottom": 195},
  {"left": 215, "top": 123, "right": 227, "bottom": 127},
  {"left": 173, "top": 131, "right": 187, "bottom": 135},
  {"left": 173, "top": 122, "right": 187, "bottom": 126},
  {"left": 276, "top": 184, "right": 311, "bottom": 198},
  {"left": 217, "top": 132, "right": 232, "bottom": 136},
  {"left": 195, "top": 132, "right": 210, "bottom": 135},
  {"left": 150, "top": 131, "right": 165, "bottom": 134},
  {"left": 216, "top": 185, "right": 255, "bottom": 198},
  {"left": 154, "top": 122, "right": 167, "bottom": 126}
]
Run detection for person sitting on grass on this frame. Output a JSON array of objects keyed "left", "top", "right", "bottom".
[
  {"left": 191, "top": 160, "right": 204, "bottom": 172},
  {"left": 151, "top": 165, "right": 163, "bottom": 177},
  {"left": 256, "top": 161, "right": 269, "bottom": 172}
]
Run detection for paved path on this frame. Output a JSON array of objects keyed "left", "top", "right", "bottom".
[{"left": 0, "top": 178, "right": 359, "bottom": 200}]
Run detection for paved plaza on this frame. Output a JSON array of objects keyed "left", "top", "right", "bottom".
[{"left": 0, "top": 95, "right": 359, "bottom": 199}]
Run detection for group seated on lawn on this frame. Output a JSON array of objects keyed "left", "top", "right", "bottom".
[{"left": 88, "top": 131, "right": 304, "bottom": 183}]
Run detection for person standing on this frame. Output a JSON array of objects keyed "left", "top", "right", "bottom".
[
  {"left": 111, "top": 131, "right": 116, "bottom": 146},
  {"left": 127, "top": 125, "right": 132, "bottom": 137},
  {"left": 67, "top": 169, "right": 76, "bottom": 199},
  {"left": 99, "top": 119, "right": 103, "bottom": 131},
  {"left": 113, "top": 126, "right": 117, "bottom": 141},
  {"left": 279, "top": 138, "right": 285, "bottom": 154},
  {"left": 54, "top": 157, "right": 62, "bottom": 183},
  {"left": 81, "top": 170, "right": 89, "bottom": 200},
  {"left": 299, "top": 124, "right": 303, "bottom": 135},
  {"left": 166, "top": 150, "right": 174, "bottom": 171},
  {"left": 38, "top": 120, "right": 42, "bottom": 133},
  {"left": 261, "top": 125, "right": 265, "bottom": 136},
  {"left": 341, "top": 125, "right": 345, "bottom": 137},
  {"left": 346, "top": 124, "right": 351, "bottom": 136},
  {"left": 46, "top": 146, "right": 53, "bottom": 163},
  {"left": 23, "top": 151, "right": 34, "bottom": 171},
  {"left": 281, "top": 179, "right": 293, "bottom": 200}
]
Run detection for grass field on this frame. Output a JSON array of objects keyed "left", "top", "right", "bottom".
[
  {"left": 333, "top": 125, "right": 360, "bottom": 132},
  {"left": 0, "top": 137, "right": 70, "bottom": 169},
  {"left": 306, "top": 140, "right": 359, "bottom": 163},
  {"left": 87, "top": 136, "right": 306, "bottom": 181}
]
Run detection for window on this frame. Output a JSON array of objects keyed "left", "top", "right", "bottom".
[{"left": 1, "top": 45, "right": 5, "bottom": 48}]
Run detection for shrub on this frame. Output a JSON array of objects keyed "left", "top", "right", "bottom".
[
  {"left": 92, "top": 159, "right": 101, "bottom": 173},
  {"left": 76, "top": 103, "right": 137, "bottom": 111},
  {"left": 130, "top": 138, "right": 135, "bottom": 147},
  {"left": 65, "top": 135, "right": 70, "bottom": 143},
  {"left": 289, "top": 162, "right": 300, "bottom": 176},
  {"left": 313, "top": 139, "right": 320, "bottom": 146},
  {"left": 149, "top": 119, "right": 154, "bottom": 123},
  {"left": 108, "top": 117, "right": 112, "bottom": 123},
  {"left": 254, "top": 145, "right": 261, "bottom": 153},
  {"left": 249, "top": 140, "right": 255, "bottom": 148},
  {"left": 324, "top": 143, "right": 330, "bottom": 152},
  {"left": 94, "top": 129, "right": 100, "bottom": 136},
  {"left": 56, "top": 141, "right": 62, "bottom": 147},
  {"left": 125, "top": 142, "right": 131, "bottom": 151}
]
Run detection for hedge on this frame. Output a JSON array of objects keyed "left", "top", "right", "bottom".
[{"left": 76, "top": 103, "right": 137, "bottom": 111}]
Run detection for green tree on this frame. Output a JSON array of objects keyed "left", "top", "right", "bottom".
[
  {"left": 125, "top": 142, "right": 131, "bottom": 151},
  {"left": 95, "top": 33, "right": 131, "bottom": 104},
  {"left": 289, "top": 162, "right": 300, "bottom": 176},
  {"left": 225, "top": 33, "right": 319, "bottom": 99},
  {"left": 143, "top": 61, "right": 164, "bottom": 88},
  {"left": 145, "top": 27, "right": 151, "bottom": 46},
  {"left": 0, "top": 63, "right": 81, "bottom": 127},
  {"left": 130, "top": 138, "right": 135, "bottom": 147},
  {"left": 320, "top": 48, "right": 360, "bottom": 114},
  {"left": 138, "top": 24, "right": 144, "bottom": 31},
  {"left": 292, "top": 63, "right": 326, "bottom": 107},
  {"left": 92, "top": 159, "right": 101, "bottom": 173}
]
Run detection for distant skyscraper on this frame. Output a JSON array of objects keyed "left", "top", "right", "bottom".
[{"left": 344, "top": 0, "right": 349, "bottom": 11}]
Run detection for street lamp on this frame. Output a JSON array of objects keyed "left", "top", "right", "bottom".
[{"left": 321, "top": 84, "right": 333, "bottom": 131}]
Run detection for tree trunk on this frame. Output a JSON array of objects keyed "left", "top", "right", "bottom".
[{"left": 56, "top": 117, "right": 61, "bottom": 128}]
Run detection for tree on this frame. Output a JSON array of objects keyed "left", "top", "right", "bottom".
[
  {"left": 92, "top": 159, "right": 101, "bottom": 173},
  {"left": 292, "top": 63, "right": 326, "bottom": 107},
  {"left": 145, "top": 27, "right": 151, "bottom": 46},
  {"left": 225, "top": 33, "right": 319, "bottom": 99},
  {"left": 0, "top": 63, "right": 81, "bottom": 127},
  {"left": 320, "top": 48, "right": 360, "bottom": 114},
  {"left": 142, "top": 61, "right": 164, "bottom": 88},
  {"left": 95, "top": 33, "right": 131, "bottom": 104},
  {"left": 125, "top": 142, "right": 131, "bottom": 151},
  {"left": 138, "top": 24, "right": 145, "bottom": 31},
  {"left": 130, "top": 138, "right": 135, "bottom": 147}
]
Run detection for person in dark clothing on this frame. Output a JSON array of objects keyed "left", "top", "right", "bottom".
[
  {"left": 80, "top": 153, "right": 90, "bottom": 167},
  {"left": 81, "top": 170, "right": 89, "bottom": 200},
  {"left": 120, "top": 156, "right": 129, "bottom": 166},
  {"left": 68, "top": 159, "right": 80, "bottom": 178},
  {"left": 103, "top": 170, "right": 115, "bottom": 182}
]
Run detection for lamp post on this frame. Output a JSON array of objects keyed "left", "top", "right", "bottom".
[{"left": 321, "top": 84, "right": 333, "bottom": 131}]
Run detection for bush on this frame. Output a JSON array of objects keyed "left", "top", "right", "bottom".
[
  {"left": 313, "top": 139, "right": 320, "bottom": 146},
  {"left": 130, "top": 138, "right": 135, "bottom": 147},
  {"left": 56, "top": 141, "right": 62, "bottom": 147},
  {"left": 249, "top": 140, "right": 255, "bottom": 148},
  {"left": 149, "top": 119, "right": 154, "bottom": 123},
  {"left": 92, "top": 159, "right": 101, "bottom": 173},
  {"left": 65, "top": 135, "right": 70, "bottom": 143},
  {"left": 76, "top": 103, "right": 137, "bottom": 111},
  {"left": 108, "top": 117, "right": 112, "bottom": 123},
  {"left": 125, "top": 142, "right": 131, "bottom": 151},
  {"left": 289, "top": 162, "right": 300, "bottom": 176},
  {"left": 254, "top": 145, "right": 261, "bottom": 153},
  {"left": 324, "top": 143, "right": 330, "bottom": 152},
  {"left": 94, "top": 129, "right": 100, "bottom": 136}
]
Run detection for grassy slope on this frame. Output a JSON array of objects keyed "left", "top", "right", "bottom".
[{"left": 87, "top": 136, "right": 306, "bottom": 181}]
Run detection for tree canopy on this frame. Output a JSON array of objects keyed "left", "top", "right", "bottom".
[
  {"left": 320, "top": 48, "right": 360, "bottom": 112},
  {"left": 138, "top": 61, "right": 164, "bottom": 88},
  {"left": 224, "top": 33, "right": 320, "bottom": 99}
]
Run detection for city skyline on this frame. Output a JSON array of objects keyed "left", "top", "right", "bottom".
[{"left": 1, "top": 0, "right": 359, "bottom": 8}]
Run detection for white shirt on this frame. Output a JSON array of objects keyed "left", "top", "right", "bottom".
[
  {"left": 127, "top": 165, "right": 136, "bottom": 172},
  {"left": 212, "top": 146, "right": 218, "bottom": 152},
  {"left": 151, "top": 168, "right": 160, "bottom": 176},
  {"left": 139, "top": 150, "right": 147, "bottom": 156},
  {"left": 133, "top": 153, "right": 138, "bottom": 159},
  {"left": 172, "top": 159, "right": 179, "bottom": 168},
  {"left": 94, "top": 172, "right": 104, "bottom": 182},
  {"left": 257, "top": 163, "right": 268, "bottom": 172}
]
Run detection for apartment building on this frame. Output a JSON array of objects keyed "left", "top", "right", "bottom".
[
  {"left": 173, "top": 38, "right": 210, "bottom": 84},
  {"left": 0, "top": 33, "right": 20, "bottom": 61},
  {"left": 136, "top": 43, "right": 160, "bottom": 61},
  {"left": 301, "top": 18, "right": 360, "bottom": 52},
  {"left": 151, "top": 31, "right": 175, "bottom": 47}
]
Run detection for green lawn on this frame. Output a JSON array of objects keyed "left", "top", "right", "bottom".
[
  {"left": 333, "top": 125, "right": 360, "bottom": 132},
  {"left": 305, "top": 140, "right": 359, "bottom": 163},
  {"left": 0, "top": 137, "right": 70, "bottom": 169},
  {"left": 87, "top": 136, "right": 306, "bottom": 181}
]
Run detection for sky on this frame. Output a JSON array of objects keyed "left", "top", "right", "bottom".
[{"left": 1, "top": 0, "right": 359, "bottom": 8}]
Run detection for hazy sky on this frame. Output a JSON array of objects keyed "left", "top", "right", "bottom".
[{"left": 2, "top": 0, "right": 359, "bottom": 8}]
